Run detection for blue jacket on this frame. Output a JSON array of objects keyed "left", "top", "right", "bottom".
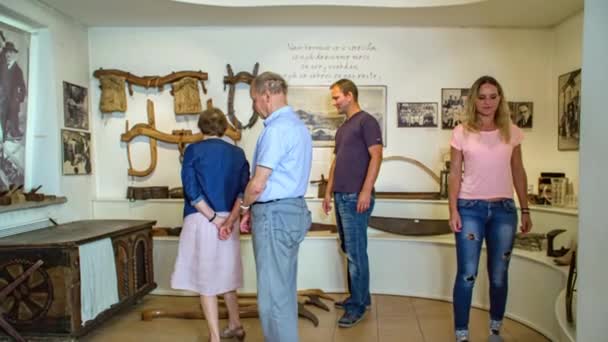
[{"left": 181, "top": 138, "right": 249, "bottom": 217}]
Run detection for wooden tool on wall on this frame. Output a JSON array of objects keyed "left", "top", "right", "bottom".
[
  {"left": 223, "top": 63, "right": 260, "bottom": 129},
  {"left": 93, "top": 68, "right": 209, "bottom": 113},
  {"left": 121, "top": 99, "right": 241, "bottom": 177}
]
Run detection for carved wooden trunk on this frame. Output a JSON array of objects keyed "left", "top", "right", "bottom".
[{"left": 0, "top": 220, "right": 156, "bottom": 340}]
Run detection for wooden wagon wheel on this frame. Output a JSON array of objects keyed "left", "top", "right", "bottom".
[{"left": 0, "top": 259, "right": 53, "bottom": 324}]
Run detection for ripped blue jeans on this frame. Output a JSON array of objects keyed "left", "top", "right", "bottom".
[{"left": 452, "top": 199, "right": 518, "bottom": 333}]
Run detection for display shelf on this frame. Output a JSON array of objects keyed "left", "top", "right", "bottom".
[{"left": 0, "top": 196, "right": 67, "bottom": 214}]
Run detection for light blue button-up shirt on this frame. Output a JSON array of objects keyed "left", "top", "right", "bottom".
[{"left": 253, "top": 105, "right": 312, "bottom": 202}]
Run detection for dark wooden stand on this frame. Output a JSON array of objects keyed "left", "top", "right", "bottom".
[{"left": 0, "top": 220, "right": 156, "bottom": 341}]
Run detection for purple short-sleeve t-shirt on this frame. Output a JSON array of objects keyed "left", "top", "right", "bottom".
[{"left": 333, "top": 111, "right": 383, "bottom": 193}]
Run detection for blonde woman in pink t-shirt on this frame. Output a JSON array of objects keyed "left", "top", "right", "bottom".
[{"left": 448, "top": 76, "right": 533, "bottom": 342}]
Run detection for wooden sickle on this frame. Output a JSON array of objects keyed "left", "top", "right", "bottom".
[{"left": 382, "top": 156, "right": 441, "bottom": 185}]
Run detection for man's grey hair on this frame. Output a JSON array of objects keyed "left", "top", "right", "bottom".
[{"left": 252, "top": 71, "right": 288, "bottom": 95}]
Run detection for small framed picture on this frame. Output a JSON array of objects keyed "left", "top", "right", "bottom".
[
  {"left": 397, "top": 102, "right": 438, "bottom": 127},
  {"left": 63, "top": 81, "right": 89, "bottom": 130},
  {"left": 61, "top": 129, "right": 92, "bottom": 175},
  {"left": 557, "top": 69, "right": 581, "bottom": 151},
  {"left": 291, "top": 85, "right": 387, "bottom": 147},
  {"left": 509, "top": 102, "right": 533, "bottom": 128},
  {"left": 441, "top": 88, "right": 469, "bottom": 129}
]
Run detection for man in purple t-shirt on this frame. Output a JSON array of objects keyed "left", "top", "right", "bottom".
[{"left": 322, "top": 79, "right": 382, "bottom": 328}]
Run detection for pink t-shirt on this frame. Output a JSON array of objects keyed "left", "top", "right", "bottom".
[{"left": 450, "top": 124, "right": 524, "bottom": 199}]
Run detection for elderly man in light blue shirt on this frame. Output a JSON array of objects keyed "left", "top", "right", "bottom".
[{"left": 240, "top": 71, "right": 312, "bottom": 342}]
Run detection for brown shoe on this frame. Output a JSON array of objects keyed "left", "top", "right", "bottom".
[{"left": 220, "top": 326, "right": 245, "bottom": 341}]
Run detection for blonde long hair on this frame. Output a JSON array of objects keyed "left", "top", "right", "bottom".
[{"left": 462, "top": 76, "right": 512, "bottom": 142}]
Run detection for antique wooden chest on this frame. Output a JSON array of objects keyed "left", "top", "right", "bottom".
[{"left": 0, "top": 219, "right": 156, "bottom": 340}]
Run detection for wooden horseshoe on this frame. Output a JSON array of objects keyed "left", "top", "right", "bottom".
[{"left": 223, "top": 63, "right": 260, "bottom": 129}]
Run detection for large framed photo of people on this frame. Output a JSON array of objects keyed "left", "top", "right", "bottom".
[
  {"left": 63, "top": 81, "right": 89, "bottom": 130},
  {"left": 397, "top": 102, "right": 438, "bottom": 128},
  {"left": 509, "top": 101, "right": 533, "bottom": 129},
  {"left": 441, "top": 88, "right": 469, "bottom": 129},
  {"left": 0, "top": 23, "right": 30, "bottom": 191},
  {"left": 61, "top": 129, "right": 92, "bottom": 175},
  {"left": 558, "top": 69, "right": 581, "bottom": 151},
  {"left": 290, "top": 85, "right": 387, "bottom": 147}
]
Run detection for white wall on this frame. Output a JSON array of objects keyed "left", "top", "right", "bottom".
[
  {"left": 89, "top": 26, "right": 578, "bottom": 200},
  {"left": 578, "top": 0, "right": 608, "bottom": 340},
  {"left": 0, "top": 0, "right": 93, "bottom": 230}
]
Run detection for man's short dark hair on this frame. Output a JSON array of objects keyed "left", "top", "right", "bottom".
[
  {"left": 330, "top": 79, "right": 358, "bottom": 102},
  {"left": 198, "top": 107, "right": 228, "bottom": 137}
]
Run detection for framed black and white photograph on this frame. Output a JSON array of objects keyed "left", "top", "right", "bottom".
[
  {"left": 61, "top": 129, "right": 92, "bottom": 175},
  {"left": 0, "top": 23, "right": 30, "bottom": 191},
  {"left": 397, "top": 102, "right": 438, "bottom": 128},
  {"left": 290, "top": 85, "right": 387, "bottom": 147},
  {"left": 509, "top": 101, "right": 534, "bottom": 128},
  {"left": 441, "top": 88, "right": 469, "bottom": 130},
  {"left": 63, "top": 81, "right": 89, "bottom": 130},
  {"left": 558, "top": 69, "right": 581, "bottom": 151}
]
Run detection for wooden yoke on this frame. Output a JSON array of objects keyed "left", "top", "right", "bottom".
[
  {"left": 124, "top": 100, "right": 158, "bottom": 177},
  {"left": 121, "top": 99, "right": 241, "bottom": 177},
  {"left": 93, "top": 68, "right": 209, "bottom": 96}
]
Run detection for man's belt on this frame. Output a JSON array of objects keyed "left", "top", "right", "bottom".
[{"left": 253, "top": 196, "right": 303, "bottom": 206}]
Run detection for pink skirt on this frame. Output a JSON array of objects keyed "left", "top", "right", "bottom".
[{"left": 171, "top": 212, "right": 243, "bottom": 296}]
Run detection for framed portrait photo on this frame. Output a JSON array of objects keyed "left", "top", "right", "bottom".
[
  {"left": 508, "top": 101, "right": 534, "bottom": 129},
  {"left": 290, "top": 85, "right": 387, "bottom": 147},
  {"left": 63, "top": 81, "right": 89, "bottom": 130},
  {"left": 441, "top": 88, "right": 469, "bottom": 130},
  {"left": 397, "top": 102, "right": 438, "bottom": 128},
  {"left": 557, "top": 69, "right": 581, "bottom": 151},
  {"left": 61, "top": 129, "right": 92, "bottom": 175}
]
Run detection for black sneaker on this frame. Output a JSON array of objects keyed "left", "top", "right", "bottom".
[
  {"left": 334, "top": 299, "right": 371, "bottom": 310},
  {"left": 338, "top": 311, "right": 366, "bottom": 328},
  {"left": 334, "top": 299, "right": 348, "bottom": 309}
]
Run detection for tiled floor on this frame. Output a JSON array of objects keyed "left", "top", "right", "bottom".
[{"left": 81, "top": 294, "right": 550, "bottom": 342}]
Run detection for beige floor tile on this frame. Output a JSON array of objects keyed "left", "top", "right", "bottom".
[
  {"left": 376, "top": 295, "right": 415, "bottom": 318},
  {"left": 378, "top": 316, "right": 424, "bottom": 342},
  {"left": 503, "top": 319, "right": 551, "bottom": 342},
  {"left": 77, "top": 294, "right": 548, "bottom": 342},
  {"left": 300, "top": 327, "right": 336, "bottom": 342},
  {"left": 418, "top": 315, "right": 454, "bottom": 342},
  {"left": 411, "top": 297, "right": 452, "bottom": 318}
]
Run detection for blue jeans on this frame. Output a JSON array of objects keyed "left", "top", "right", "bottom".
[
  {"left": 251, "top": 197, "right": 311, "bottom": 342},
  {"left": 334, "top": 192, "right": 374, "bottom": 316},
  {"left": 452, "top": 199, "right": 518, "bottom": 332}
]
